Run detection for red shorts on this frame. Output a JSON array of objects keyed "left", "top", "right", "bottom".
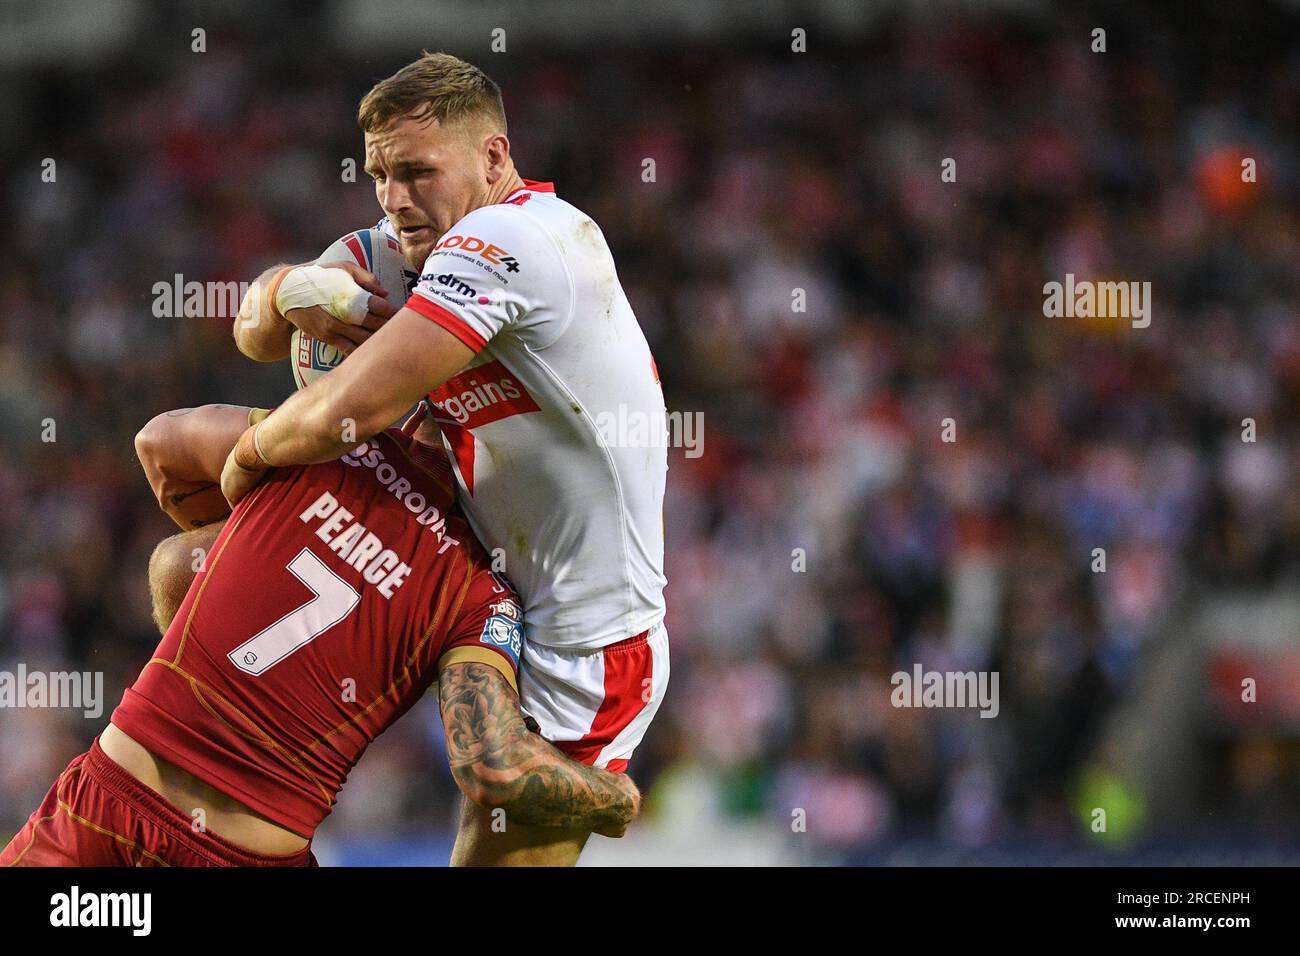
[{"left": 0, "top": 737, "right": 317, "bottom": 867}]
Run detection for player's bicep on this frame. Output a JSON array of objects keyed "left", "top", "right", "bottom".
[
  {"left": 137, "top": 405, "right": 255, "bottom": 484},
  {"left": 437, "top": 582, "right": 525, "bottom": 785},
  {"left": 437, "top": 661, "right": 527, "bottom": 772},
  {"left": 136, "top": 405, "right": 256, "bottom": 527}
]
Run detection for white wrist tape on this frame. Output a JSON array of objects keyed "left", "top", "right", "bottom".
[{"left": 275, "top": 265, "right": 372, "bottom": 325}]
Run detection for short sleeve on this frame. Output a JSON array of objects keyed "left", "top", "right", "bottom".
[
  {"left": 405, "top": 204, "right": 568, "bottom": 353},
  {"left": 436, "top": 570, "right": 524, "bottom": 693}
]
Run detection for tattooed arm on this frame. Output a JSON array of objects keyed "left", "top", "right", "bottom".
[
  {"left": 439, "top": 662, "right": 641, "bottom": 837},
  {"left": 135, "top": 405, "right": 255, "bottom": 529}
]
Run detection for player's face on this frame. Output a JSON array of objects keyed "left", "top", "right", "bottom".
[{"left": 364, "top": 114, "right": 497, "bottom": 269}]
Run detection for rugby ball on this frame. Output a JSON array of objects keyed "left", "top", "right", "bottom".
[{"left": 290, "top": 228, "right": 417, "bottom": 389}]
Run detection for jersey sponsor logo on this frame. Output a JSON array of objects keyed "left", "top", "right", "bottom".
[
  {"left": 427, "top": 360, "right": 541, "bottom": 427},
  {"left": 479, "top": 597, "right": 524, "bottom": 666},
  {"left": 433, "top": 234, "right": 520, "bottom": 273},
  {"left": 417, "top": 272, "right": 488, "bottom": 305},
  {"left": 422, "top": 272, "right": 478, "bottom": 297},
  {"left": 339, "top": 443, "right": 462, "bottom": 553},
  {"left": 426, "top": 361, "right": 542, "bottom": 495}
]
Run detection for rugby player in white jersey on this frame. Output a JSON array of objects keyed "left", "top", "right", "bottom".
[{"left": 212, "top": 52, "right": 669, "bottom": 866}]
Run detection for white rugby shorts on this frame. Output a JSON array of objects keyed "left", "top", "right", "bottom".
[{"left": 519, "top": 624, "right": 669, "bottom": 772}]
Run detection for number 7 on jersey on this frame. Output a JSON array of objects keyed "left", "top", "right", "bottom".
[{"left": 228, "top": 549, "right": 360, "bottom": 676}]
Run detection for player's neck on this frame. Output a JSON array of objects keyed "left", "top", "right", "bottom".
[{"left": 484, "top": 166, "right": 526, "bottom": 206}]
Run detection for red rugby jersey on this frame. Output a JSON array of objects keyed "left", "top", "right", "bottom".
[{"left": 111, "top": 427, "right": 523, "bottom": 838}]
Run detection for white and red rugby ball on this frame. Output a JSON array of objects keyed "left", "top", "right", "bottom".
[{"left": 290, "top": 227, "right": 417, "bottom": 389}]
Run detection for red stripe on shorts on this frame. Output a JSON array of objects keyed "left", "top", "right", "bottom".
[{"left": 557, "top": 632, "right": 653, "bottom": 768}]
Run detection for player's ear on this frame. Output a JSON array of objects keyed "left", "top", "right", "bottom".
[{"left": 483, "top": 131, "right": 510, "bottom": 180}]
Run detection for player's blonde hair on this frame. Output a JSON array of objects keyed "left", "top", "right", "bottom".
[{"left": 358, "top": 51, "right": 506, "bottom": 134}]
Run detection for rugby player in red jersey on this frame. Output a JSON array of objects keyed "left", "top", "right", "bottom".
[{"left": 0, "top": 405, "right": 638, "bottom": 867}]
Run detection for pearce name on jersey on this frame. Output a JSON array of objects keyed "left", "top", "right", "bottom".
[
  {"left": 385, "top": 180, "right": 669, "bottom": 652},
  {"left": 299, "top": 490, "right": 413, "bottom": 599}
]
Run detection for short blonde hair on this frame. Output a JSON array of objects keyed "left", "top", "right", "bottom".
[{"left": 357, "top": 51, "right": 506, "bottom": 133}]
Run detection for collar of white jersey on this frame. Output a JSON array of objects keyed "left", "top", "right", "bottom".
[{"left": 501, "top": 179, "right": 556, "bottom": 204}]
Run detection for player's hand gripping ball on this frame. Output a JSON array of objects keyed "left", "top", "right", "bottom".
[{"left": 286, "top": 228, "right": 414, "bottom": 386}]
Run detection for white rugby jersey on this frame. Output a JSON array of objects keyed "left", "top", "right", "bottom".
[{"left": 382, "top": 181, "right": 667, "bottom": 650}]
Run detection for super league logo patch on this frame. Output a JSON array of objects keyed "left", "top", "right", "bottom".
[
  {"left": 299, "top": 334, "right": 344, "bottom": 374},
  {"left": 480, "top": 599, "right": 523, "bottom": 665}
]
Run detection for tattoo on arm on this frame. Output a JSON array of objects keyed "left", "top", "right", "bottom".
[
  {"left": 439, "top": 662, "right": 637, "bottom": 832},
  {"left": 170, "top": 483, "right": 218, "bottom": 504}
]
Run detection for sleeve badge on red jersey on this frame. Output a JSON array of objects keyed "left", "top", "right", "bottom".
[{"left": 480, "top": 599, "right": 524, "bottom": 666}]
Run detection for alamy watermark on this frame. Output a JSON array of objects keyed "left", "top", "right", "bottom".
[
  {"left": 595, "top": 405, "right": 704, "bottom": 458},
  {"left": 152, "top": 274, "right": 253, "bottom": 319},
  {"left": 891, "top": 664, "right": 999, "bottom": 718},
  {"left": 0, "top": 664, "right": 103, "bottom": 718},
  {"left": 50, "top": 886, "right": 150, "bottom": 936},
  {"left": 1043, "top": 273, "right": 1151, "bottom": 328}
]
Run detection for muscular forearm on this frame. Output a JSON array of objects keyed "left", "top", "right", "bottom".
[
  {"left": 235, "top": 368, "right": 382, "bottom": 468},
  {"left": 459, "top": 729, "right": 637, "bottom": 832},
  {"left": 233, "top": 263, "right": 295, "bottom": 362},
  {"left": 241, "top": 308, "right": 473, "bottom": 465},
  {"left": 221, "top": 309, "right": 474, "bottom": 504},
  {"left": 440, "top": 662, "right": 638, "bottom": 834}
]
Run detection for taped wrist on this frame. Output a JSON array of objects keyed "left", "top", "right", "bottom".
[
  {"left": 232, "top": 426, "right": 267, "bottom": 471},
  {"left": 274, "top": 265, "right": 372, "bottom": 325}
]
